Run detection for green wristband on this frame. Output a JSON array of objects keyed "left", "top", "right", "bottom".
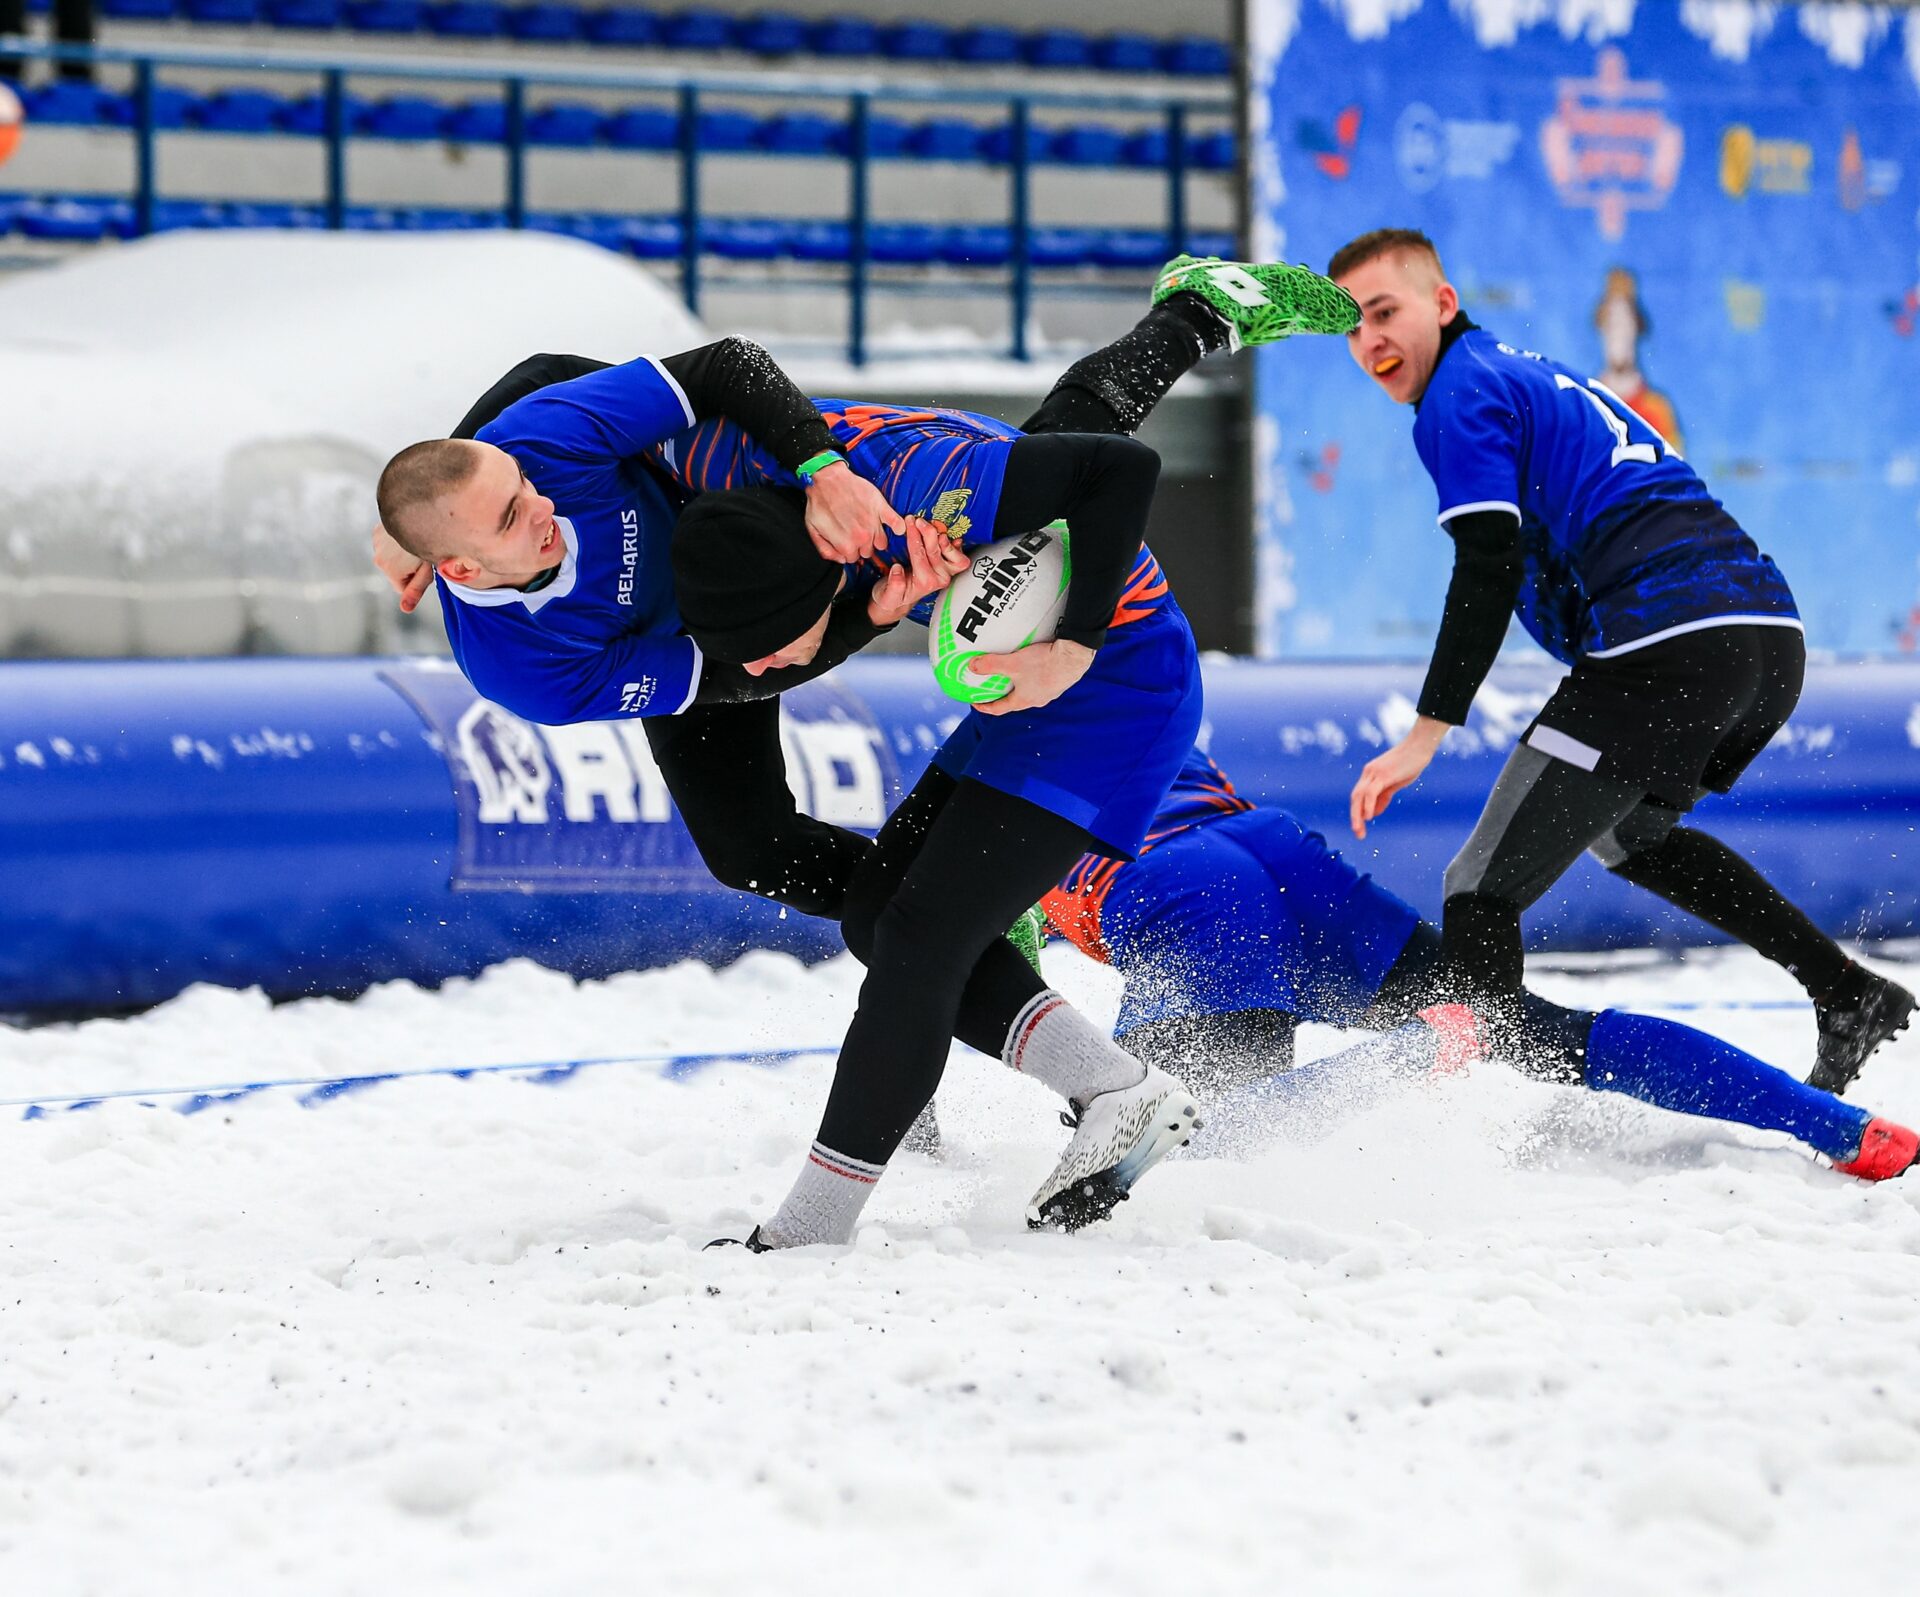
[{"left": 794, "top": 450, "right": 844, "bottom": 485}]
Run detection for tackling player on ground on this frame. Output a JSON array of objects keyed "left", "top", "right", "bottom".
[{"left": 1328, "top": 229, "right": 1912, "bottom": 1095}]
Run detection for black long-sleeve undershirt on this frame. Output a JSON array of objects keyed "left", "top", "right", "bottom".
[{"left": 1416, "top": 508, "right": 1525, "bottom": 726}]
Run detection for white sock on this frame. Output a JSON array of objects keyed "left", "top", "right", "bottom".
[
  {"left": 1002, "top": 991, "right": 1147, "bottom": 1106},
  {"left": 762, "top": 1141, "right": 886, "bottom": 1247}
]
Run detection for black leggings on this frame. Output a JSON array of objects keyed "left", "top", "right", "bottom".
[{"left": 822, "top": 770, "right": 1093, "bottom": 1164}]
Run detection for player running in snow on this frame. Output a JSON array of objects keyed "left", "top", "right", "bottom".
[
  {"left": 1329, "top": 229, "right": 1912, "bottom": 1095},
  {"left": 369, "top": 254, "right": 1362, "bottom": 1243},
  {"left": 1038, "top": 747, "right": 1918, "bottom": 1181}
]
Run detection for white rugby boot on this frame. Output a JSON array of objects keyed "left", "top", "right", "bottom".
[{"left": 1027, "top": 1063, "right": 1201, "bottom": 1231}]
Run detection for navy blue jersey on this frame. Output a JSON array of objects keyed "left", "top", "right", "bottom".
[
  {"left": 439, "top": 356, "right": 703, "bottom": 724},
  {"left": 1416, "top": 327, "right": 1798, "bottom": 664}
]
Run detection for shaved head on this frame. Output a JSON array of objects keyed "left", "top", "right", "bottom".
[{"left": 377, "top": 439, "right": 486, "bottom": 563}]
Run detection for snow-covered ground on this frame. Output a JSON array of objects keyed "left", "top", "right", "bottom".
[{"left": 2, "top": 941, "right": 1918, "bottom": 1595}]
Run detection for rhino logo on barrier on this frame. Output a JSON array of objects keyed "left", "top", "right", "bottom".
[{"left": 456, "top": 700, "right": 552, "bottom": 825}]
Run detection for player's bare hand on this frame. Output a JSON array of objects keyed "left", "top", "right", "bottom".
[
  {"left": 867, "top": 518, "right": 969, "bottom": 628},
  {"left": 972, "top": 639, "right": 1096, "bottom": 716},
  {"left": 1350, "top": 717, "right": 1449, "bottom": 838},
  {"left": 804, "top": 459, "right": 906, "bottom": 562},
  {"left": 372, "top": 523, "right": 433, "bottom": 614}
]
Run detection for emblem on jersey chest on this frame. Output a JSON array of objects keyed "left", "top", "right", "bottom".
[{"left": 925, "top": 487, "right": 974, "bottom": 541}]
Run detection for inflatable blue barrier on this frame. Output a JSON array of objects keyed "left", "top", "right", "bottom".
[{"left": 0, "top": 656, "right": 1913, "bottom": 1016}]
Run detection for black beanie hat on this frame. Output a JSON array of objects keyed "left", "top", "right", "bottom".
[{"left": 672, "top": 486, "right": 842, "bottom": 664}]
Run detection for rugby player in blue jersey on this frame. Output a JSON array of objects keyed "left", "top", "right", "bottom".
[
  {"left": 1038, "top": 748, "right": 1918, "bottom": 1180},
  {"left": 1330, "top": 229, "right": 1911, "bottom": 1095}
]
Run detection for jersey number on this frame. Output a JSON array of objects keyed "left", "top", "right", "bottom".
[{"left": 1553, "top": 374, "right": 1666, "bottom": 468}]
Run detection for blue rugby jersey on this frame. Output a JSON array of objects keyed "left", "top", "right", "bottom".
[
  {"left": 438, "top": 356, "right": 705, "bottom": 724},
  {"left": 1416, "top": 327, "right": 1798, "bottom": 665}
]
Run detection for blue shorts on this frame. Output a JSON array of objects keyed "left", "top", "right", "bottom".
[
  {"left": 933, "top": 598, "right": 1202, "bottom": 860},
  {"left": 1100, "top": 807, "right": 1422, "bottom": 1034}
]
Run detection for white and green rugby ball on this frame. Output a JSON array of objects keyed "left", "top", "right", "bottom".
[{"left": 929, "top": 522, "right": 1072, "bottom": 704}]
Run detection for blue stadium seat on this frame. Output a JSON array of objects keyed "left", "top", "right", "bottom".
[
  {"left": 0, "top": 195, "right": 32, "bottom": 237},
  {"left": 756, "top": 113, "right": 840, "bottom": 157},
  {"left": 1121, "top": 127, "right": 1168, "bottom": 168},
  {"left": 183, "top": 0, "right": 261, "bottom": 21},
  {"left": 1187, "top": 129, "right": 1237, "bottom": 170},
  {"left": 979, "top": 121, "right": 1052, "bottom": 165},
  {"left": 907, "top": 119, "right": 983, "bottom": 163},
  {"left": 192, "top": 89, "right": 287, "bottom": 133},
  {"left": 266, "top": 0, "right": 345, "bottom": 28},
  {"left": 276, "top": 91, "right": 372, "bottom": 135},
  {"left": 426, "top": 1, "right": 504, "bottom": 37},
  {"left": 1160, "top": 37, "right": 1232, "bottom": 76},
  {"left": 526, "top": 102, "right": 603, "bottom": 146},
  {"left": 1052, "top": 124, "right": 1126, "bottom": 167},
  {"left": 659, "top": 8, "right": 730, "bottom": 50},
  {"left": 346, "top": 0, "right": 424, "bottom": 31},
  {"left": 1190, "top": 230, "right": 1235, "bottom": 258},
  {"left": 1025, "top": 29, "right": 1092, "bottom": 70},
  {"left": 940, "top": 224, "right": 1011, "bottom": 267},
  {"left": 26, "top": 84, "right": 125, "bottom": 126},
  {"left": 1029, "top": 227, "right": 1097, "bottom": 268},
  {"left": 227, "top": 200, "right": 325, "bottom": 227},
  {"left": 620, "top": 216, "right": 682, "bottom": 258},
  {"left": 404, "top": 207, "right": 490, "bottom": 229},
  {"left": 786, "top": 219, "right": 848, "bottom": 262},
  {"left": 360, "top": 95, "right": 445, "bottom": 139},
  {"left": 110, "top": 84, "right": 197, "bottom": 129},
  {"left": 831, "top": 115, "right": 909, "bottom": 158},
  {"left": 344, "top": 206, "right": 406, "bottom": 230},
  {"left": 879, "top": 21, "right": 948, "bottom": 62},
  {"left": 508, "top": 4, "right": 582, "bottom": 41},
  {"left": 809, "top": 18, "right": 879, "bottom": 58},
  {"left": 696, "top": 109, "right": 758, "bottom": 151},
  {"left": 702, "top": 217, "right": 784, "bottom": 260},
  {"left": 150, "top": 198, "right": 228, "bottom": 232},
  {"left": 582, "top": 6, "right": 656, "bottom": 46},
  {"left": 1094, "top": 33, "right": 1160, "bottom": 74},
  {"left": 602, "top": 105, "right": 678, "bottom": 149},
  {"left": 735, "top": 12, "right": 806, "bottom": 56},
  {"left": 868, "top": 222, "right": 939, "bottom": 264},
  {"left": 18, "top": 197, "right": 113, "bottom": 242},
  {"left": 100, "top": 0, "right": 178, "bottom": 19},
  {"left": 442, "top": 100, "right": 506, "bottom": 142},
  {"left": 954, "top": 25, "right": 1021, "bottom": 65},
  {"left": 527, "top": 210, "right": 623, "bottom": 251},
  {"left": 1091, "top": 229, "right": 1167, "bottom": 269}
]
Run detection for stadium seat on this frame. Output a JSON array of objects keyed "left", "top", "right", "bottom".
[
  {"left": 360, "top": 95, "right": 446, "bottom": 139},
  {"left": 403, "top": 207, "right": 491, "bottom": 229},
  {"left": 582, "top": 6, "right": 656, "bottom": 46},
  {"left": 1052, "top": 124, "right": 1126, "bottom": 167},
  {"left": 100, "top": 0, "right": 178, "bottom": 19},
  {"left": 526, "top": 102, "right": 604, "bottom": 146},
  {"left": 507, "top": 4, "right": 582, "bottom": 42},
  {"left": 979, "top": 120, "right": 1052, "bottom": 165},
  {"left": 808, "top": 18, "right": 879, "bottom": 58},
  {"left": 192, "top": 89, "right": 288, "bottom": 134},
  {"left": 26, "top": 83, "right": 129, "bottom": 127},
  {"left": 1121, "top": 127, "right": 1168, "bottom": 168},
  {"left": 0, "top": 194, "right": 31, "bottom": 237},
  {"left": 1190, "top": 230, "right": 1235, "bottom": 258},
  {"left": 425, "top": 1, "right": 505, "bottom": 37},
  {"left": 1028, "top": 227, "right": 1097, "bottom": 268},
  {"left": 1187, "top": 129, "right": 1237, "bottom": 171},
  {"left": 907, "top": 119, "right": 983, "bottom": 163},
  {"left": 867, "top": 222, "right": 939, "bottom": 264},
  {"left": 1091, "top": 229, "right": 1168, "bottom": 269},
  {"left": 602, "top": 105, "right": 679, "bottom": 150},
  {"left": 785, "top": 219, "right": 848, "bottom": 263},
  {"left": 266, "top": 0, "right": 345, "bottom": 28},
  {"left": 442, "top": 101, "right": 507, "bottom": 142},
  {"left": 620, "top": 215, "right": 683, "bottom": 258},
  {"left": 954, "top": 25, "right": 1021, "bottom": 65},
  {"left": 735, "top": 12, "right": 807, "bottom": 57},
  {"left": 17, "top": 196, "right": 113, "bottom": 242},
  {"left": 1025, "top": 29, "right": 1093, "bottom": 70},
  {"left": 183, "top": 0, "right": 261, "bottom": 22},
  {"left": 695, "top": 109, "right": 758, "bottom": 151},
  {"left": 659, "top": 8, "right": 730, "bottom": 50},
  {"left": 1094, "top": 33, "right": 1160, "bottom": 74},
  {"left": 111, "top": 84, "right": 197, "bottom": 129},
  {"left": 702, "top": 216, "right": 784, "bottom": 260},
  {"left": 1160, "top": 37, "right": 1232, "bottom": 76},
  {"left": 940, "top": 224, "right": 1011, "bottom": 267},
  {"left": 226, "top": 200, "right": 325, "bottom": 227},
  {"left": 346, "top": 0, "right": 425, "bottom": 31},
  {"left": 831, "top": 115, "right": 909, "bottom": 159},
  {"left": 880, "top": 22, "right": 949, "bottom": 62},
  {"left": 150, "top": 198, "right": 229, "bottom": 232},
  {"left": 756, "top": 113, "right": 840, "bottom": 157},
  {"left": 276, "top": 91, "right": 372, "bottom": 135}
]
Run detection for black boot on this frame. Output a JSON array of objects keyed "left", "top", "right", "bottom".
[{"left": 1809, "top": 964, "right": 1915, "bottom": 1095}]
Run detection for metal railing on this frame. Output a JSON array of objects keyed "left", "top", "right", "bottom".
[{"left": 0, "top": 37, "right": 1235, "bottom": 361}]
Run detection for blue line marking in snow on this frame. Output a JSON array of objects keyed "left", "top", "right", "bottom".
[{"left": 7, "top": 1045, "right": 840, "bottom": 1121}]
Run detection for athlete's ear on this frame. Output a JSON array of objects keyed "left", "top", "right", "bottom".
[
  {"left": 437, "top": 555, "right": 481, "bottom": 587},
  {"left": 1436, "top": 279, "right": 1461, "bottom": 324}
]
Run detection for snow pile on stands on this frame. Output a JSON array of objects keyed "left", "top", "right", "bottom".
[{"left": 1, "top": 942, "right": 1917, "bottom": 1595}]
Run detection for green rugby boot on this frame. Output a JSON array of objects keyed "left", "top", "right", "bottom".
[
  {"left": 1006, "top": 904, "right": 1047, "bottom": 976},
  {"left": 1152, "top": 253, "right": 1361, "bottom": 348}
]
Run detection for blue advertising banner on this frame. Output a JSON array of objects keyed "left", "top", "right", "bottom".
[{"left": 1246, "top": 0, "right": 1920, "bottom": 658}]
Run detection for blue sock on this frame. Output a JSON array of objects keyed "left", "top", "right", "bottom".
[{"left": 1586, "top": 1010, "right": 1870, "bottom": 1159}]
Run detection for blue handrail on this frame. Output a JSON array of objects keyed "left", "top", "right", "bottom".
[{"left": 0, "top": 37, "right": 1234, "bottom": 363}]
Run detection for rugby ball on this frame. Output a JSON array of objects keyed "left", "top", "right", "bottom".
[{"left": 929, "top": 522, "right": 1071, "bottom": 704}]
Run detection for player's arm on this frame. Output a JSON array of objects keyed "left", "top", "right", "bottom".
[{"left": 1417, "top": 508, "right": 1525, "bottom": 725}]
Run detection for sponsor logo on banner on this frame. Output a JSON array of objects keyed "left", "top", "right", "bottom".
[
  {"left": 1394, "top": 103, "right": 1521, "bottom": 194},
  {"left": 1838, "top": 128, "right": 1901, "bottom": 211},
  {"left": 1539, "top": 49, "right": 1683, "bottom": 241},
  {"left": 384, "top": 664, "right": 899, "bottom": 890},
  {"left": 1719, "top": 125, "right": 1812, "bottom": 197},
  {"left": 1296, "top": 104, "right": 1361, "bottom": 180}
]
